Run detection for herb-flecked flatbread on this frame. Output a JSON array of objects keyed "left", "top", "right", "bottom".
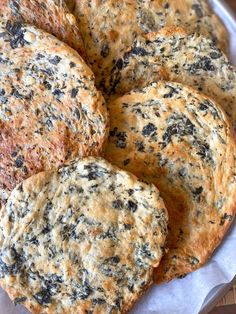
[
  {"left": 105, "top": 81, "right": 236, "bottom": 283},
  {"left": 0, "top": 19, "right": 109, "bottom": 207},
  {"left": 0, "top": 0, "right": 86, "bottom": 58},
  {"left": 109, "top": 27, "right": 236, "bottom": 131},
  {"left": 0, "top": 157, "right": 168, "bottom": 313},
  {"left": 74, "top": 0, "right": 228, "bottom": 92}
]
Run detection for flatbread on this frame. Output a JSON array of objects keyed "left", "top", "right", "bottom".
[
  {"left": 0, "top": 19, "right": 109, "bottom": 206},
  {"left": 0, "top": 0, "right": 86, "bottom": 58},
  {"left": 74, "top": 0, "right": 228, "bottom": 91},
  {"left": 109, "top": 27, "right": 236, "bottom": 131},
  {"left": 0, "top": 157, "right": 168, "bottom": 313},
  {"left": 105, "top": 81, "right": 236, "bottom": 283}
]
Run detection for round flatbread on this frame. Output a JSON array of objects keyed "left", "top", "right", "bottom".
[
  {"left": 110, "top": 26, "right": 236, "bottom": 131},
  {"left": 0, "top": 0, "right": 85, "bottom": 58},
  {"left": 105, "top": 81, "right": 236, "bottom": 283},
  {"left": 0, "top": 19, "right": 109, "bottom": 205},
  {"left": 74, "top": 0, "right": 228, "bottom": 92},
  {"left": 0, "top": 157, "right": 168, "bottom": 313}
]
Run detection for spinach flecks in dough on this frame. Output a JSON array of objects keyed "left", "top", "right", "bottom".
[
  {"left": 127, "top": 200, "right": 138, "bottom": 212},
  {"left": 187, "top": 56, "right": 216, "bottom": 74},
  {"left": 142, "top": 123, "right": 157, "bottom": 137},
  {"left": 161, "top": 114, "right": 195, "bottom": 147},
  {"left": 192, "top": 186, "right": 203, "bottom": 200},
  {"left": 6, "top": 21, "right": 26, "bottom": 49},
  {"left": 14, "top": 296, "right": 27, "bottom": 305},
  {"left": 192, "top": 4, "right": 203, "bottom": 18},
  {"left": 163, "top": 85, "right": 180, "bottom": 98},
  {"left": 194, "top": 140, "right": 213, "bottom": 164},
  {"left": 188, "top": 256, "right": 199, "bottom": 265},
  {"left": 49, "top": 55, "right": 61, "bottom": 65},
  {"left": 33, "top": 289, "right": 51, "bottom": 306},
  {"left": 100, "top": 43, "right": 110, "bottom": 58},
  {"left": 220, "top": 213, "right": 233, "bottom": 226},
  {"left": 115, "top": 132, "right": 127, "bottom": 149},
  {"left": 131, "top": 46, "right": 149, "bottom": 56}
]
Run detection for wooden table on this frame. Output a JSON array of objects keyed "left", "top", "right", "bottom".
[{"left": 226, "top": 0, "right": 236, "bottom": 12}]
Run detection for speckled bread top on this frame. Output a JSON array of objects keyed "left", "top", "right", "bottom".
[
  {"left": 74, "top": 0, "right": 227, "bottom": 92},
  {"left": 105, "top": 81, "right": 236, "bottom": 283},
  {"left": 0, "top": 157, "right": 168, "bottom": 313},
  {"left": 0, "top": 0, "right": 86, "bottom": 58},
  {"left": 0, "top": 19, "right": 109, "bottom": 206},
  {"left": 109, "top": 26, "right": 236, "bottom": 131}
]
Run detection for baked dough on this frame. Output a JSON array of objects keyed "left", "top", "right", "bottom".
[
  {"left": 65, "top": 0, "right": 75, "bottom": 11},
  {"left": 110, "top": 27, "right": 236, "bottom": 131},
  {"left": 0, "top": 0, "right": 85, "bottom": 58},
  {"left": 0, "top": 19, "right": 109, "bottom": 206},
  {"left": 0, "top": 157, "right": 168, "bottom": 313},
  {"left": 105, "top": 81, "right": 236, "bottom": 283},
  {"left": 74, "top": 0, "right": 228, "bottom": 91}
]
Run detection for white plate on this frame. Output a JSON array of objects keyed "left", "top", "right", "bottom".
[
  {"left": 0, "top": 1, "right": 235, "bottom": 314},
  {"left": 209, "top": 0, "right": 236, "bottom": 65},
  {"left": 200, "top": 2, "right": 236, "bottom": 312}
]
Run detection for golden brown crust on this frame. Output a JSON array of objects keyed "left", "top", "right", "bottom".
[
  {"left": 154, "top": 186, "right": 236, "bottom": 283},
  {"left": 0, "top": 19, "right": 109, "bottom": 205},
  {"left": 105, "top": 81, "right": 236, "bottom": 283},
  {"left": 109, "top": 26, "right": 236, "bottom": 132},
  {"left": 74, "top": 0, "right": 228, "bottom": 92},
  {"left": 121, "top": 278, "right": 153, "bottom": 314},
  {"left": 0, "top": 0, "right": 86, "bottom": 58},
  {"left": 0, "top": 157, "right": 168, "bottom": 313},
  {"left": 146, "top": 26, "right": 187, "bottom": 39},
  {"left": 2, "top": 276, "right": 154, "bottom": 314}
]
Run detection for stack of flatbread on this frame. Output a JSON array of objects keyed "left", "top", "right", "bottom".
[{"left": 0, "top": 1, "right": 235, "bottom": 313}]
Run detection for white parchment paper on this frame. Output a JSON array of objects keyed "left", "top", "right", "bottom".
[
  {"left": 132, "top": 219, "right": 236, "bottom": 314},
  {"left": 0, "top": 1, "right": 235, "bottom": 313}
]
